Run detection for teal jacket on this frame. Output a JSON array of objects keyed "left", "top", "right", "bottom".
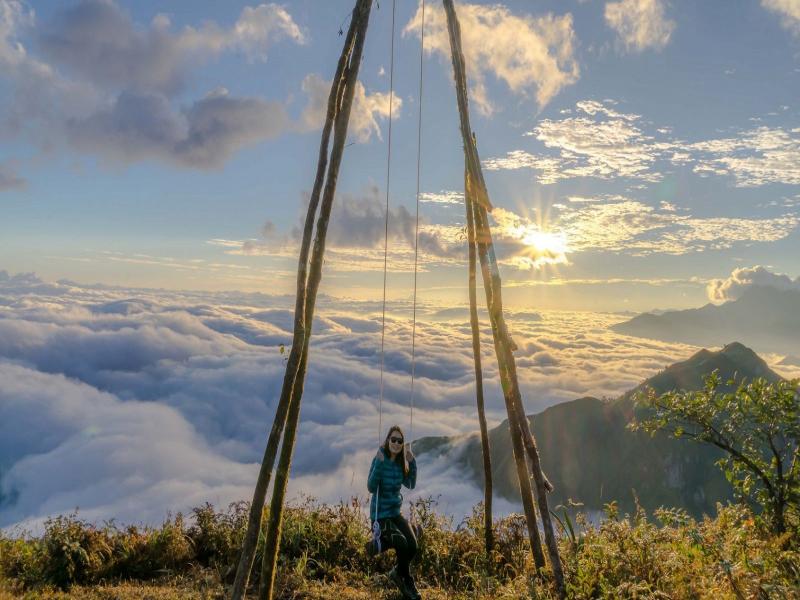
[{"left": 367, "top": 447, "right": 417, "bottom": 520}]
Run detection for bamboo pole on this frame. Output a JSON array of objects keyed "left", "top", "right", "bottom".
[
  {"left": 444, "top": 0, "right": 564, "bottom": 593},
  {"left": 444, "top": 0, "right": 542, "bottom": 571},
  {"left": 257, "top": 2, "right": 373, "bottom": 599},
  {"left": 466, "top": 171, "right": 545, "bottom": 570},
  {"left": 229, "top": 13, "right": 358, "bottom": 600},
  {"left": 465, "top": 168, "right": 494, "bottom": 556},
  {"left": 470, "top": 163, "right": 566, "bottom": 595}
]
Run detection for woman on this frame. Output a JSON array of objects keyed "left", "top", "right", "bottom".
[{"left": 367, "top": 425, "right": 421, "bottom": 600}]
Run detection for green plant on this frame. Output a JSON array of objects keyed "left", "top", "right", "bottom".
[
  {"left": 40, "top": 513, "right": 112, "bottom": 589},
  {"left": 633, "top": 374, "right": 800, "bottom": 534}
]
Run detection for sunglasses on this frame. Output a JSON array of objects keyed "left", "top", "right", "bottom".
[{"left": 389, "top": 436, "right": 404, "bottom": 444}]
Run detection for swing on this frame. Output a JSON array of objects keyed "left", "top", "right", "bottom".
[
  {"left": 366, "top": 0, "right": 425, "bottom": 558},
  {"left": 233, "top": 2, "right": 565, "bottom": 597}
]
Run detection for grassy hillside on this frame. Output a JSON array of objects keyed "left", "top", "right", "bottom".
[
  {"left": 419, "top": 343, "right": 782, "bottom": 517},
  {"left": 1, "top": 497, "right": 797, "bottom": 599}
]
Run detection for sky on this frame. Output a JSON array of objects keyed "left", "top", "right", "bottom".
[
  {"left": 1, "top": 0, "right": 800, "bottom": 530},
  {"left": 0, "top": 0, "right": 798, "bottom": 312}
]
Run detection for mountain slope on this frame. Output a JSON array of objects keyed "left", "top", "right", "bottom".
[
  {"left": 415, "top": 343, "right": 782, "bottom": 517},
  {"left": 611, "top": 286, "right": 800, "bottom": 355}
]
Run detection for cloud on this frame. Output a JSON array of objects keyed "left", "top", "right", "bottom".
[
  {"left": 0, "top": 0, "right": 33, "bottom": 65},
  {"left": 0, "top": 362, "right": 256, "bottom": 530},
  {"left": 484, "top": 100, "right": 671, "bottom": 183},
  {"left": 0, "top": 162, "right": 24, "bottom": 190},
  {"left": 219, "top": 185, "right": 466, "bottom": 271},
  {"left": 604, "top": 0, "right": 675, "bottom": 52},
  {"left": 37, "top": 0, "right": 305, "bottom": 95},
  {"left": 403, "top": 1, "right": 579, "bottom": 113},
  {"left": 1, "top": 1, "right": 394, "bottom": 170},
  {"left": 3, "top": 272, "right": 748, "bottom": 529},
  {"left": 220, "top": 180, "right": 799, "bottom": 276},
  {"left": 555, "top": 195, "right": 799, "bottom": 255},
  {"left": 0, "top": 0, "right": 99, "bottom": 139},
  {"left": 706, "top": 266, "right": 800, "bottom": 303},
  {"left": 419, "top": 190, "right": 464, "bottom": 206},
  {"left": 691, "top": 126, "right": 800, "bottom": 187},
  {"left": 65, "top": 87, "right": 289, "bottom": 169},
  {"left": 484, "top": 100, "right": 800, "bottom": 188},
  {"left": 482, "top": 195, "right": 799, "bottom": 259},
  {"left": 296, "top": 73, "right": 401, "bottom": 143},
  {"left": 762, "top": 0, "right": 800, "bottom": 35},
  {"left": 490, "top": 207, "right": 569, "bottom": 269}
]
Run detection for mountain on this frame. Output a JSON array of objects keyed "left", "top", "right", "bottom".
[
  {"left": 611, "top": 286, "right": 800, "bottom": 356},
  {"left": 414, "top": 343, "right": 782, "bottom": 518}
]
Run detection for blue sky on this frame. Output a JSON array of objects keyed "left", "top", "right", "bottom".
[{"left": 1, "top": 0, "right": 799, "bottom": 311}]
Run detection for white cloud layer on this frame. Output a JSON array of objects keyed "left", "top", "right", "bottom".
[
  {"left": 0, "top": 271, "right": 730, "bottom": 531},
  {"left": 604, "top": 0, "right": 675, "bottom": 52},
  {"left": 404, "top": 1, "right": 579, "bottom": 113},
  {"left": 706, "top": 265, "right": 800, "bottom": 303}
]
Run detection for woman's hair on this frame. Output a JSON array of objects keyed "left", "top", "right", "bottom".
[{"left": 382, "top": 424, "right": 409, "bottom": 478}]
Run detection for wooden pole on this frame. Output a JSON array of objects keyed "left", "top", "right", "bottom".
[
  {"left": 444, "top": 0, "right": 564, "bottom": 593},
  {"left": 229, "top": 11, "right": 359, "bottom": 600},
  {"left": 444, "top": 0, "right": 542, "bottom": 571},
  {"left": 257, "top": 2, "right": 373, "bottom": 599},
  {"left": 472, "top": 194, "right": 564, "bottom": 592},
  {"left": 466, "top": 170, "right": 545, "bottom": 570},
  {"left": 465, "top": 168, "right": 494, "bottom": 556}
]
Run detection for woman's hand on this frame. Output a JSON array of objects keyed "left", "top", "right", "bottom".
[{"left": 404, "top": 445, "right": 414, "bottom": 462}]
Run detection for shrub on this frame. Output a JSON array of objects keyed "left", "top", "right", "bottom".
[
  {"left": 187, "top": 501, "right": 248, "bottom": 576},
  {"left": 40, "top": 513, "right": 112, "bottom": 589},
  {"left": 0, "top": 531, "right": 43, "bottom": 590},
  {"left": 1, "top": 497, "right": 796, "bottom": 598}
]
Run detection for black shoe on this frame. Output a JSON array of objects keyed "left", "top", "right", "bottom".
[
  {"left": 388, "top": 567, "right": 415, "bottom": 599},
  {"left": 404, "top": 574, "right": 421, "bottom": 599}
]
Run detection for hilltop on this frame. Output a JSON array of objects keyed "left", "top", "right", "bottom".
[{"left": 414, "top": 342, "right": 782, "bottom": 517}]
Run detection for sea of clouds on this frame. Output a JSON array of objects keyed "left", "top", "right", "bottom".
[{"left": 1, "top": 271, "right": 795, "bottom": 534}]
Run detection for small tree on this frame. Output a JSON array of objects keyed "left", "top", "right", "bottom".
[{"left": 633, "top": 372, "right": 799, "bottom": 535}]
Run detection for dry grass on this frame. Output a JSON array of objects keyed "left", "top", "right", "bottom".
[{"left": 1, "top": 498, "right": 797, "bottom": 599}]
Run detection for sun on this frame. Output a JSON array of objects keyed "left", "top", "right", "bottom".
[
  {"left": 520, "top": 229, "right": 569, "bottom": 268},
  {"left": 522, "top": 230, "right": 569, "bottom": 257}
]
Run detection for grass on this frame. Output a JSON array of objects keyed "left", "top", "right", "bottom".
[{"left": 1, "top": 496, "right": 797, "bottom": 599}]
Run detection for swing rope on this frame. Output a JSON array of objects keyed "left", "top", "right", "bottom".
[
  {"left": 372, "top": 0, "right": 426, "bottom": 544},
  {"left": 378, "top": 0, "right": 397, "bottom": 445},
  {"left": 378, "top": 0, "right": 426, "bottom": 443},
  {"left": 409, "top": 0, "right": 425, "bottom": 442}
]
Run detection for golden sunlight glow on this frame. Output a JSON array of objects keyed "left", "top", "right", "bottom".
[
  {"left": 522, "top": 230, "right": 569, "bottom": 258},
  {"left": 515, "top": 227, "right": 569, "bottom": 269}
]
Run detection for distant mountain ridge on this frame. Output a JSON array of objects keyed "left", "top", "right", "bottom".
[
  {"left": 611, "top": 286, "right": 800, "bottom": 355},
  {"left": 414, "top": 343, "right": 782, "bottom": 518}
]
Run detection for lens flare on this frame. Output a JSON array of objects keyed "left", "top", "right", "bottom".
[{"left": 516, "top": 227, "right": 569, "bottom": 269}]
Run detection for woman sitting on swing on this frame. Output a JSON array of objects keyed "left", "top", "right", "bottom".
[{"left": 367, "top": 425, "right": 421, "bottom": 600}]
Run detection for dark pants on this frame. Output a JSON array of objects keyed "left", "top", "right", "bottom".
[{"left": 379, "top": 514, "right": 418, "bottom": 578}]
